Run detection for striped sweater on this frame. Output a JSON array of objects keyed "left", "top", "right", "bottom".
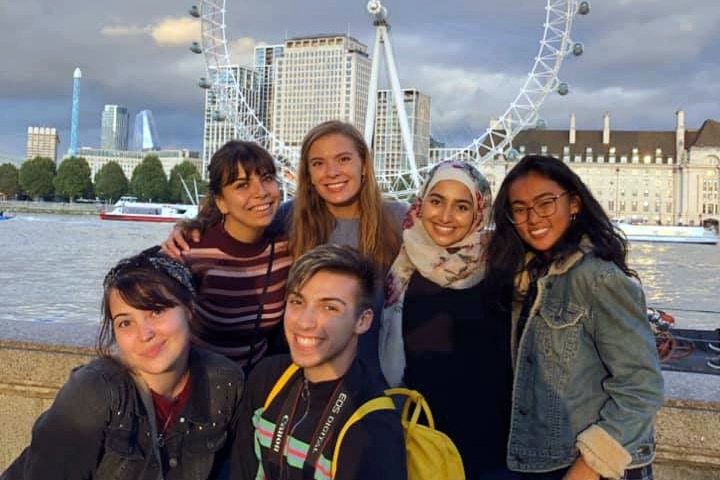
[{"left": 184, "top": 223, "right": 292, "bottom": 367}]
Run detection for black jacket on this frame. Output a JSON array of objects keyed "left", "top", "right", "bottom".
[
  {"left": 233, "top": 354, "right": 406, "bottom": 480},
  {"left": 2, "top": 347, "right": 244, "bottom": 480}
]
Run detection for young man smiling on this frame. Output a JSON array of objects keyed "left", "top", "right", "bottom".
[{"left": 232, "top": 244, "right": 406, "bottom": 480}]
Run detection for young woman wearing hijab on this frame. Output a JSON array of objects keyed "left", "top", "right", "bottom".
[{"left": 379, "top": 160, "right": 516, "bottom": 479}]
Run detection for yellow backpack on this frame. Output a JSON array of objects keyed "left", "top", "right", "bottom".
[{"left": 263, "top": 364, "right": 466, "bottom": 480}]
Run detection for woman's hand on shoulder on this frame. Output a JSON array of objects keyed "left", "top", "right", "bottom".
[
  {"left": 160, "top": 223, "right": 201, "bottom": 259},
  {"left": 562, "top": 456, "right": 600, "bottom": 480}
]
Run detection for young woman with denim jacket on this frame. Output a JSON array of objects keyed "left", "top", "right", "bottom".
[
  {"left": 2, "top": 247, "right": 244, "bottom": 480},
  {"left": 485, "top": 155, "right": 664, "bottom": 480}
]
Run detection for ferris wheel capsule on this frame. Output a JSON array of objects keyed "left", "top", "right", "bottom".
[
  {"left": 189, "top": 5, "right": 200, "bottom": 17},
  {"left": 367, "top": 1, "right": 388, "bottom": 24},
  {"left": 190, "top": 42, "right": 202, "bottom": 54},
  {"left": 212, "top": 110, "right": 226, "bottom": 122},
  {"left": 198, "top": 77, "right": 211, "bottom": 89},
  {"left": 578, "top": 1, "right": 590, "bottom": 15},
  {"left": 557, "top": 82, "right": 570, "bottom": 95},
  {"left": 572, "top": 42, "right": 584, "bottom": 56},
  {"left": 506, "top": 148, "right": 520, "bottom": 161}
]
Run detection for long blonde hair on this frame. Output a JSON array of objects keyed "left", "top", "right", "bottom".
[{"left": 290, "top": 120, "right": 401, "bottom": 272}]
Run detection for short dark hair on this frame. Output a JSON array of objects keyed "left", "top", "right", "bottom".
[
  {"left": 286, "top": 244, "right": 376, "bottom": 314},
  {"left": 97, "top": 247, "right": 196, "bottom": 357}
]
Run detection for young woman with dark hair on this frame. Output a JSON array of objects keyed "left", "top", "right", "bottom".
[
  {"left": 180, "top": 140, "right": 292, "bottom": 371},
  {"left": 2, "top": 247, "right": 244, "bottom": 480},
  {"left": 485, "top": 155, "right": 664, "bottom": 480}
]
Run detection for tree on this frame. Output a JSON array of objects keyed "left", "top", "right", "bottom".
[
  {"left": 168, "top": 161, "right": 207, "bottom": 203},
  {"left": 0, "top": 163, "right": 20, "bottom": 198},
  {"left": 94, "top": 161, "right": 129, "bottom": 202},
  {"left": 19, "top": 156, "right": 56, "bottom": 200},
  {"left": 54, "top": 156, "right": 93, "bottom": 202},
  {"left": 130, "top": 154, "right": 169, "bottom": 202}
]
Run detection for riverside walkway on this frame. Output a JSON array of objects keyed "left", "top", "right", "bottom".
[{"left": 0, "top": 318, "right": 719, "bottom": 478}]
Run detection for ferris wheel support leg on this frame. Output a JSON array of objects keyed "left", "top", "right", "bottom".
[
  {"left": 381, "top": 26, "right": 422, "bottom": 190},
  {"left": 364, "top": 28, "right": 383, "bottom": 147}
]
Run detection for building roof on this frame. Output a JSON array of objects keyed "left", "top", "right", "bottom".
[
  {"left": 510, "top": 128, "right": 678, "bottom": 158},
  {"left": 691, "top": 119, "right": 720, "bottom": 147}
]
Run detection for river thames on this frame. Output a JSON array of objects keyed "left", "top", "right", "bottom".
[{"left": 1, "top": 213, "right": 719, "bottom": 330}]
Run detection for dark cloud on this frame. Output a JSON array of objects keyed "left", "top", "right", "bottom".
[{"left": 1, "top": 1, "right": 719, "bottom": 160}]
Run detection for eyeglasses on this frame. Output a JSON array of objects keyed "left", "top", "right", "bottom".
[{"left": 507, "top": 191, "right": 569, "bottom": 225}]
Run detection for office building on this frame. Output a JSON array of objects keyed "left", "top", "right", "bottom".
[
  {"left": 78, "top": 147, "right": 201, "bottom": 182},
  {"left": 26, "top": 127, "right": 60, "bottom": 163},
  {"left": 271, "top": 34, "right": 371, "bottom": 147},
  {"left": 101, "top": 105, "right": 130, "bottom": 150},
  {"left": 373, "top": 88, "right": 431, "bottom": 184},
  {"left": 254, "top": 44, "right": 284, "bottom": 130},
  {"left": 202, "top": 65, "right": 258, "bottom": 178}
]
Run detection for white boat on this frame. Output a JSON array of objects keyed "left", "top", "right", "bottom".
[
  {"left": 615, "top": 222, "right": 719, "bottom": 245},
  {"left": 99, "top": 196, "right": 198, "bottom": 223}
]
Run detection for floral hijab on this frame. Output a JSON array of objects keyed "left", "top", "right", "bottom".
[{"left": 380, "top": 160, "right": 492, "bottom": 386}]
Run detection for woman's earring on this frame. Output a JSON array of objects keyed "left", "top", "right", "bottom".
[{"left": 571, "top": 213, "right": 577, "bottom": 222}]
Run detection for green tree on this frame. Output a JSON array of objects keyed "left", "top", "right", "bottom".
[
  {"left": 130, "top": 154, "right": 169, "bottom": 202},
  {"left": 54, "top": 156, "right": 93, "bottom": 202},
  {"left": 94, "top": 161, "right": 129, "bottom": 202},
  {"left": 19, "top": 156, "right": 56, "bottom": 200},
  {"left": 168, "top": 161, "right": 206, "bottom": 203},
  {"left": 0, "top": 163, "right": 20, "bottom": 198}
]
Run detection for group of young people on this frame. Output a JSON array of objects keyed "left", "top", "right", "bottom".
[{"left": 2, "top": 119, "right": 664, "bottom": 480}]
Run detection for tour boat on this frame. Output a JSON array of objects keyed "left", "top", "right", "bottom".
[
  {"left": 0, "top": 212, "right": 16, "bottom": 221},
  {"left": 99, "top": 196, "right": 198, "bottom": 223},
  {"left": 615, "top": 222, "right": 719, "bottom": 245}
]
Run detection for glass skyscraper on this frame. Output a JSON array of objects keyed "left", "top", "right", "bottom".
[
  {"left": 100, "top": 104, "right": 130, "bottom": 150},
  {"left": 131, "top": 110, "right": 161, "bottom": 151}
]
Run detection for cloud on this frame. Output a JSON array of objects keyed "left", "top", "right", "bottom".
[
  {"left": 151, "top": 17, "right": 201, "bottom": 46},
  {"left": 101, "top": 25, "right": 151, "bottom": 37},
  {"left": 228, "top": 37, "right": 264, "bottom": 67}
]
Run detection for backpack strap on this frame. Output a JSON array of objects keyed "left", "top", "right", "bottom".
[
  {"left": 330, "top": 396, "right": 395, "bottom": 479},
  {"left": 263, "top": 363, "right": 300, "bottom": 410},
  {"left": 385, "top": 387, "right": 435, "bottom": 429}
]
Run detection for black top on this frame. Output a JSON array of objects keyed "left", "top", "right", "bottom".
[
  {"left": 233, "top": 354, "right": 407, "bottom": 480},
  {"left": 402, "top": 272, "right": 514, "bottom": 478}
]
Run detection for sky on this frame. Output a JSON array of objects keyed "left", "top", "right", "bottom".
[{"left": 2, "top": 0, "right": 720, "bottom": 160}]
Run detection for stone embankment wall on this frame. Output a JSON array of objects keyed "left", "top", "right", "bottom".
[
  {"left": 0, "top": 200, "right": 101, "bottom": 215},
  {"left": 0, "top": 339, "right": 719, "bottom": 479}
]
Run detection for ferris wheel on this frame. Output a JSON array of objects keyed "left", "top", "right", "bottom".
[{"left": 189, "top": 0, "right": 590, "bottom": 199}]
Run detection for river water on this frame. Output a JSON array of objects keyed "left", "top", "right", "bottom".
[{"left": 1, "top": 213, "right": 719, "bottom": 330}]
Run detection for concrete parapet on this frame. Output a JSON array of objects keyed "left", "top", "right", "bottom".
[
  {"left": 0, "top": 338, "right": 719, "bottom": 477},
  {"left": 0, "top": 339, "right": 93, "bottom": 470},
  {"left": 654, "top": 398, "right": 720, "bottom": 480}
]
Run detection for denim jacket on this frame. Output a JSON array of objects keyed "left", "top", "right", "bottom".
[
  {"left": 2, "top": 347, "right": 244, "bottom": 480},
  {"left": 507, "top": 244, "right": 664, "bottom": 479}
]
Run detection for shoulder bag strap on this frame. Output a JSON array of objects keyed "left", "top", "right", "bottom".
[{"left": 263, "top": 363, "right": 300, "bottom": 410}]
